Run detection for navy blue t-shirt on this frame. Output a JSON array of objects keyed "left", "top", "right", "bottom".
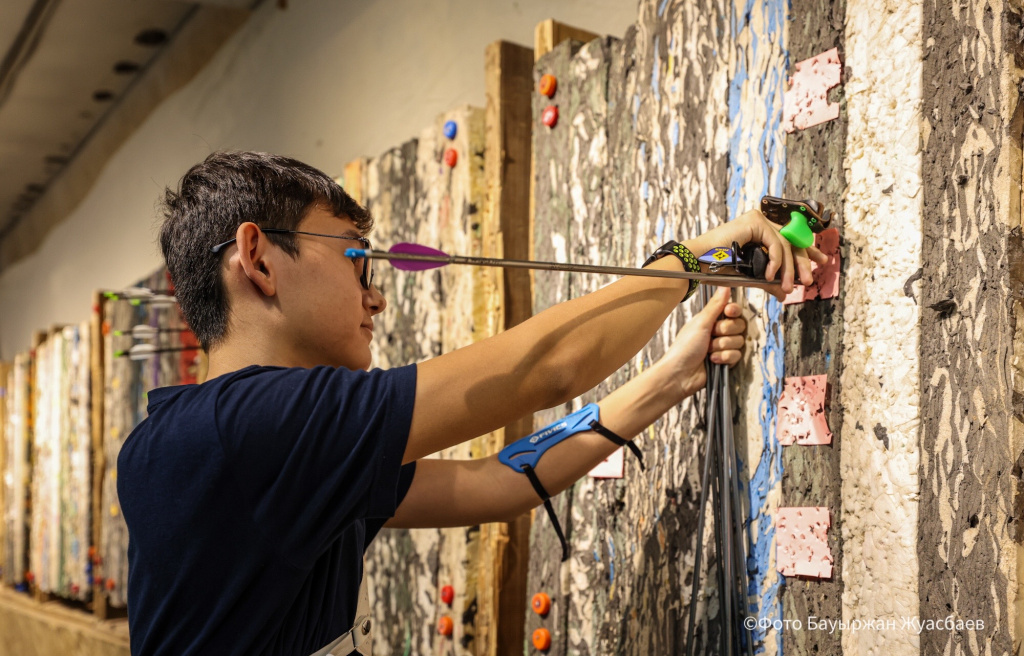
[{"left": 117, "top": 364, "right": 418, "bottom": 655}]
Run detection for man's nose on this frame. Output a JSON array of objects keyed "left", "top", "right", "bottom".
[{"left": 366, "top": 285, "right": 386, "bottom": 315}]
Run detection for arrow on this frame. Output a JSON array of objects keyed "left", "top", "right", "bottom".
[
  {"left": 113, "top": 325, "right": 192, "bottom": 341},
  {"left": 102, "top": 289, "right": 177, "bottom": 306},
  {"left": 346, "top": 243, "right": 779, "bottom": 287},
  {"left": 114, "top": 344, "right": 199, "bottom": 361}
]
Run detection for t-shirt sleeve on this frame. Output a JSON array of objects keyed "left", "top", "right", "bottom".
[
  {"left": 365, "top": 461, "right": 417, "bottom": 543},
  {"left": 214, "top": 364, "right": 417, "bottom": 565}
]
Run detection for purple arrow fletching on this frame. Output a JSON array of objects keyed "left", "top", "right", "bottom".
[{"left": 387, "top": 242, "right": 449, "bottom": 271}]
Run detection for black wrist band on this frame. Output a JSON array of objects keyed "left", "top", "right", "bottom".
[{"left": 642, "top": 241, "right": 701, "bottom": 301}]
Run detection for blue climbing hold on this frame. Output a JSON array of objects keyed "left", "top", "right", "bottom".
[{"left": 443, "top": 120, "right": 457, "bottom": 140}]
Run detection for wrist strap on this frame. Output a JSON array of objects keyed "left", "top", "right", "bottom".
[
  {"left": 589, "top": 420, "right": 644, "bottom": 471},
  {"left": 642, "top": 241, "right": 701, "bottom": 301}
]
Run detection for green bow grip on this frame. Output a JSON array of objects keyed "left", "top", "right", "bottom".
[{"left": 759, "top": 196, "right": 832, "bottom": 249}]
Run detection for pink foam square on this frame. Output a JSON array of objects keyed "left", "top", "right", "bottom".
[
  {"left": 776, "top": 506, "right": 833, "bottom": 578},
  {"left": 777, "top": 374, "right": 832, "bottom": 446},
  {"left": 589, "top": 447, "right": 624, "bottom": 479},
  {"left": 784, "top": 228, "right": 841, "bottom": 305},
  {"left": 783, "top": 48, "right": 842, "bottom": 133}
]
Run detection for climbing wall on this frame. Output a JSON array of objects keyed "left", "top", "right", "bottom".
[
  {"left": 98, "top": 268, "right": 200, "bottom": 608},
  {"left": 523, "top": 1, "right": 1024, "bottom": 655},
  {"left": 2, "top": 352, "right": 32, "bottom": 588},
  {"left": 356, "top": 105, "right": 507, "bottom": 656}
]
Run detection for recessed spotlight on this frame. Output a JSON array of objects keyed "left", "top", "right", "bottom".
[
  {"left": 134, "top": 29, "right": 167, "bottom": 46},
  {"left": 93, "top": 90, "right": 114, "bottom": 102},
  {"left": 113, "top": 61, "right": 140, "bottom": 74}
]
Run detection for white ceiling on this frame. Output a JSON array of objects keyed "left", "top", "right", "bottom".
[{"left": 0, "top": 0, "right": 253, "bottom": 241}]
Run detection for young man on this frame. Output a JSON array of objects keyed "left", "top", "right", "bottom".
[{"left": 118, "top": 151, "right": 824, "bottom": 655}]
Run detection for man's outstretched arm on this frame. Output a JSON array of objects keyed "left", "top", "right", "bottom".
[
  {"left": 404, "top": 210, "right": 823, "bottom": 464},
  {"left": 389, "top": 289, "right": 744, "bottom": 528}
]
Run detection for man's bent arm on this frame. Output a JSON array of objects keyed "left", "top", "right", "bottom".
[{"left": 391, "top": 344, "right": 701, "bottom": 527}]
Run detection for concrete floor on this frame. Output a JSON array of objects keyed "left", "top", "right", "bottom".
[{"left": 0, "top": 587, "right": 129, "bottom": 656}]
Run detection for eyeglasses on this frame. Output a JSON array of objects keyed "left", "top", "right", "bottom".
[{"left": 210, "top": 228, "right": 375, "bottom": 290}]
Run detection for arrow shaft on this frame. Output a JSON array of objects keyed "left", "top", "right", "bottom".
[{"left": 364, "top": 251, "right": 777, "bottom": 287}]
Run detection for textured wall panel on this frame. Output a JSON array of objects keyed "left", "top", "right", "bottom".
[
  {"left": 363, "top": 105, "right": 493, "bottom": 656},
  {"left": 99, "top": 269, "right": 197, "bottom": 608},
  {"left": 918, "top": 1, "right": 1024, "bottom": 654},
  {"left": 526, "top": 0, "right": 733, "bottom": 650},
  {"left": 525, "top": 39, "right": 579, "bottom": 656},
  {"left": 779, "top": 0, "right": 848, "bottom": 653},
  {"left": 3, "top": 352, "right": 32, "bottom": 587},
  {"left": 30, "top": 330, "right": 63, "bottom": 594},
  {"left": 363, "top": 139, "right": 442, "bottom": 656},
  {"left": 58, "top": 322, "right": 91, "bottom": 600},
  {"left": 725, "top": 0, "right": 790, "bottom": 652}
]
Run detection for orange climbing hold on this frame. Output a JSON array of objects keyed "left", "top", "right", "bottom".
[
  {"left": 437, "top": 615, "right": 454, "bottom": 636},
  {"left": 539, "top": 74, "right": 557, "bottom": 97},
  {"left": 531, "top": 592, "right": 551, "bottom": 616},
  {"left": 532, "top": 627, "right": 552, "bottom": 651}
]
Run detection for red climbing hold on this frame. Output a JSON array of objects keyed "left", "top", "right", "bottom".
[
  {"left": 541, "top": 105, "right": 559, "bottom": 128},
  {"left": 440, "top": 584, "right": 454, "bottom": 606},
  {"left": 444, "top": 148, "right": 458, "bottom": 167}
]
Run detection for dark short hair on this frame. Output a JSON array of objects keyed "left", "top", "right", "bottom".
[{"left": 159, "top": 151, "right": 372, "bottom": 350}]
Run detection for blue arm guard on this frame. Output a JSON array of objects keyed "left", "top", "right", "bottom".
[
  {"left": 498, "top": 403, "right": 643, "bottom": 562},
  {"left": 498, "top": 403, "right": 601, "bottom": 473}
]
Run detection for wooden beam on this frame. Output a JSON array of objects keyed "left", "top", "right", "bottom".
[
  {"left": 0, "top": 359, "right": 10, "bottom": 586},
  {"left": 481, "top": 39, "right": 534, "bottom": 656},
  {"left": 534, "top": 19, "right": 598, "bottom": 61},
  {"left": 342, "top": 159, "right": 366, "bottom": 205}
]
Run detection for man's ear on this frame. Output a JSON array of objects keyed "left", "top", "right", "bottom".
[{"left": 233, "top": 222, "right": 277, "bottom": 297}]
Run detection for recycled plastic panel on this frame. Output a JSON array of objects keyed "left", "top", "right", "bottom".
[
  {"left": 362, "top": 106, "right": 496, "bottom": 656},
  {"left": 29, "top": 323, "right": 93, "bottom": 600},
  {"left": 526, "top": 0, "right": 733, "bottom": 649},
  {"left": 0, "top": 361, "right": 7, "bottom": 581},
  {"left": 58, "top": 322, "right": 92, "bottom": 600},
  {"left": 100, "top": 268, "right": 199, "bottom": 607},
  {"left": 30, "top": 329, "right": 63, "bottom": 595},
  {"left": 777, "top": 32, "right": 849, "bottom": 651},
  {"left": 917, "top": 1, "right": 1022, "bottom": 653},
  {"left": 527, "top": 1, "right": 1024, "bottom": 653},
  {"left": 524, "top": 40, "right": 578, "bottom": 656},
  {"left": 3, "top": 352, "right": 32, "bottom": 587}
]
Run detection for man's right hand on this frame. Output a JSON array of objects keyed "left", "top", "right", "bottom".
[{"left": 685, "top": 209, "right": 829, "bottom": 299}]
